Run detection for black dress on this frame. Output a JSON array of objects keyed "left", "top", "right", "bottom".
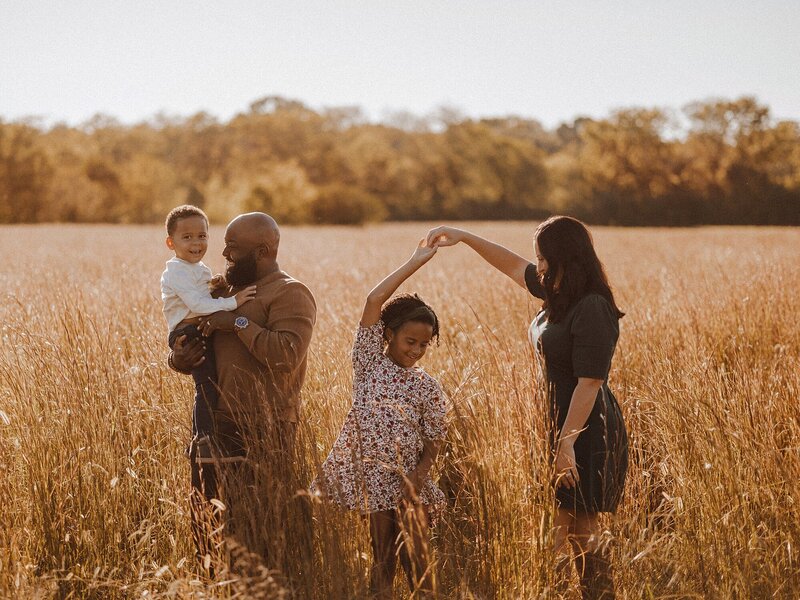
[{"left": 525, "top": 263, "right": 628, "bottom": 513}]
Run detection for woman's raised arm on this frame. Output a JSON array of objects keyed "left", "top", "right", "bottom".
[{"left": 425, "top": 226, "right": 530, "bottom": 289}]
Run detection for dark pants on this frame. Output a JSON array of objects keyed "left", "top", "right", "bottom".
[
  {"left": 189, "top": 419, "right": 312, "bottom": 580},
  {"left": 168, "top": 324, "right": 217, "bottom": 439}
]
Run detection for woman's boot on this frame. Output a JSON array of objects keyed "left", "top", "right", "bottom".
[
  {"left": 552, "top": 553, "right": 573, "bottom": 596},
  {"left": 579, "top": 549, "right": 615, "bottom": 600}
]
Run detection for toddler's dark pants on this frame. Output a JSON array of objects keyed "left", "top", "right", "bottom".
[{"left": 168, "top": 324, "right": 217, "bottom": 440}]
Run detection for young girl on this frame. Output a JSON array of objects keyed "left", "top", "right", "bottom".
[{"left": 312, "top": 240, "right": 447, "bottom": 598}]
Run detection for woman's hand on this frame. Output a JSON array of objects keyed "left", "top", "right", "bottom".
[
  {"left": 554, "top": 442, "right": 579, "bottom": 490},
  {"left": 425, "top": 225, "right": 467, "bottom": 248}
]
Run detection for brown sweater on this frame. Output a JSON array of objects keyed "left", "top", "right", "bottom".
[{"left": 213, "top": 270, "right": 316, "bottom": 425}]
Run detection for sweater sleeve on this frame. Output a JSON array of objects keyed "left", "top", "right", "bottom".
[
  {"left": 234, "top": 281, "right": 317, "bottom": 372},
  {"left": 162, "top": 261, "right": 237, "bottom": 315},
  {"left": 352, "top": 321, "right": 385, "bottom": 377}
]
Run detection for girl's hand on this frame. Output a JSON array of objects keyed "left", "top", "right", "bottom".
[
  {"left": 554, "top": 442, "right": 579, "bottom": 490},
  {"left": 402, "top": 469, "right": 423, "bottom": 503},
  {"left": 425, "top": 225, "right": 466, "bottom": 248},
  {"left": 410, "top": 238, "right": 438, "bottom": 265},
  {"left": 359, "top": 238, "right": 439, "bottom": 327}
]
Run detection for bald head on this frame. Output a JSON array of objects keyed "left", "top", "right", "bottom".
[
  {"left": 223, "top": 212, "right": 283, "bottom": 284},
  {"left": 227, "top": 212, "right": 280, "bottom": 255}
]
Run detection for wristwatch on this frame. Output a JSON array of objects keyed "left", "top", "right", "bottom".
[{"left": 234, "top": 316, "right": 250, "bottom": 332}]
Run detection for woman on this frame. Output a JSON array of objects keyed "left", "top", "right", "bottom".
[{"left": 426, "top": 217, "right": 627, "bottom": 599}]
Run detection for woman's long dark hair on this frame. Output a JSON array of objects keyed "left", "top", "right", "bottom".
[{"left": 535, "top": 216, "right": 624, "bottom": 323}]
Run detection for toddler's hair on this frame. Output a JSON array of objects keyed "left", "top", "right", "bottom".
[
  {"left": 165, "top": 205, "right": 208, "bottom": 236},
  {"left": 381, "top": 293, "right": 440, "bottom": 342}
]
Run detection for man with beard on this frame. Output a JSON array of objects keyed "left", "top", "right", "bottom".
[{"left": 169, "top": 212, "right": 316, "bottom": 575}]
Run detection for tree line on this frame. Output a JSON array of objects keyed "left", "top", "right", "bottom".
[{"left": 1, "top": 95, "right": 798, "bottom": 226}]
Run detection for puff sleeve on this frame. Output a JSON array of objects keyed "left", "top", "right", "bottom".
[
  {"left": 570, "top": 295, "right": 619, "bottom": 380},
  {"left": 524, "top": 263, "right": 545, "bottom": 299},
  {"left": 421, "top": 380, "right": 447, "bottom": 441},
  {"left": 352, "top": 321, "right": 385, "bottom": 378}
]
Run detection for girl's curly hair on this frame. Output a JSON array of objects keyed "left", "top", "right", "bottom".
[{"left": 380, "top": 293, "right": 440, "bottom": 342}]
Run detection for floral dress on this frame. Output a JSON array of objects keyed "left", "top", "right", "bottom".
[{"left": 312, "top": 321, "right": 447, "bottom": 523}]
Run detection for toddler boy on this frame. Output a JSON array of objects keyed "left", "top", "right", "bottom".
[{"left": 161, "top": 205, "right": 255, "bottom": 462}]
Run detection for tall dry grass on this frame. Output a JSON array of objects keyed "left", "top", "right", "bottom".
[{"left": 0, "top": 222, "right": 798, "bottom": 599}]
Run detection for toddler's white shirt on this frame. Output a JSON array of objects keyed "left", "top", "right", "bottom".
[{"left": 161, "top": 257, "right": 237, "bottom": 332}]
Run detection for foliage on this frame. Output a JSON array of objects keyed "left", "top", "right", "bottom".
[{"left": 1, "top": 96, "right": 798, "bottom": 225}]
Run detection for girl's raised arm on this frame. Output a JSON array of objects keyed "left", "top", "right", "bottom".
[
  {"left": 361, "top": 240, "right": 438, "bottom": 327},
  {"left": 425, "top": 226, "right": 529, "bottom": 289}
]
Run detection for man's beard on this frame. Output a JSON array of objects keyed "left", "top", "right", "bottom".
[{"left": 225, "top": 251, "right": 258, "bottom": 287}]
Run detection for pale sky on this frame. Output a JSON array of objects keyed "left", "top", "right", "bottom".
[{"left": 2, "top": 1, "right": 798, "bottom": 129}]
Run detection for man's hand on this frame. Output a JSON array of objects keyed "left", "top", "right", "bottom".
[
  {"left": 171, "top": 334, "right": 205, "bottom": 372},
  {"left": 199, "top": 311, "right": 237, "bottom": 337}
]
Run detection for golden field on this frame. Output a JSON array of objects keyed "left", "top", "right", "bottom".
[{"left": 1, "top": 222, "right": 799, "bottom": 599}]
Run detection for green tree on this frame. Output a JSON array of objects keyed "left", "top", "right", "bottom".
[
  {"left": 310, "top": 183, "right": 386, "bottom": 224},
  {"left": 0, "top": 122, "right": 53, "bottom": 223},
  {"left": 575, "top": 109, "right": 686, "bottom": 224},
  {"left": 440, "top": 121, "right": 549, "bottom": 219},
  {"left": 241, "top": 161, "right": 318, "bottom": 224},
  {"left": 684, "top": 97, "right": 800, "bottom": 223}
]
